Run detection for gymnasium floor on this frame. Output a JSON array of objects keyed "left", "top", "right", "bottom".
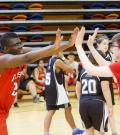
[{"left": 7, "top": 96, "right": 120, "bottom": 135}]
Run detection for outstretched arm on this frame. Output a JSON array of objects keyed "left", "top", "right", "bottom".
[
  {"left": 87, "top": 28, "right": 111, "bottom": 66},
  {"left": 75, "top": 26, "right": 113, "bottom": 77},
  {"left": 0, "top": 29, "right": 63, "bottom": 70}
]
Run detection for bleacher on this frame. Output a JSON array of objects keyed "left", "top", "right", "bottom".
[{"left": 0, "top": 0, "right": 120, "bottom": 100}]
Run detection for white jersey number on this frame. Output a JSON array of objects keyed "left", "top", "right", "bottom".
[
  {"left": 11, "top": 82, "right": 18, "bottom": 96},
  {"left": 82, "top": 79, "right": 97, "bottom": 94},
  {"left": 45, "top": 72, "right": 51, "bottom": 85}
]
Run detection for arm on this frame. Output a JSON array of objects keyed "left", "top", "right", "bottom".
[
  {"left": 101, "top": 80, "right": 113, "bottom": 116},
  {"left": 87, "top": 28, "right": 110, "bottom": 66},
  {"left": 22, "top": 47, "right": 32, "bottom": 53},
  {"left": 76, "top": 81, "right": 81, "bottom": 100},
  {"left": 55, "top": 59, "right": 74, "bottom": 73},
  {"left": 0, "top": 29, "right": 63, "bottom": 70},
  {"left": 75, "top": 27, "right": 113, "bottom": 77}
]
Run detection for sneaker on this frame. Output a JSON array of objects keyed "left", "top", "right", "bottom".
[
  {"left": 39, "top": 96, "right": 44, "bottom": 102},
  {"left": 72, "top": 128, "right": 85, "bottom": 135},
  {"left": 33, "top": 96, "right": 38, "bottom": 103},
  {"left": 14, "top": 102, "right": 19, "bottom": 107}
]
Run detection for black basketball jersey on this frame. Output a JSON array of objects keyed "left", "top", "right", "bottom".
[
  {"left": 97, "top": 50, "right": 112, "bottom": 62},
  {"left": 105, "top": 51, "right": 112, "bottom": 62},
  {"left": 78, "top": 68, "right": 105, "bottom": 101},
  {"left": 45, "top": 56, "right": 69, "bottom": 105}
]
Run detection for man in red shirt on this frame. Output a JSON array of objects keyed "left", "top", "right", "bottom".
[{"left": 0, "top": 28, "right": 79, "bottom": 135}]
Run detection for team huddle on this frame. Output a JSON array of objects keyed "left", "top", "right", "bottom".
[{"left": 0, "top": 27, "right": 120, "bottom": 135}]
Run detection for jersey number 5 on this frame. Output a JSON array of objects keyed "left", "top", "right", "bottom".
[{"left": 45, "top": 72, "right": 51, "bottom": 85}]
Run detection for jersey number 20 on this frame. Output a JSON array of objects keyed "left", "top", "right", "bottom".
[{"left": 82, "top": 79, "right": 97, "bottom": 94}]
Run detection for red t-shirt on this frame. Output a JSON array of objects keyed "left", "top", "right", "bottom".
[
  {"left": 0, "top": 53, "right": 26, "bottom": 118},
  {"left": 109, "top": 62, "right": 120, "bottom": 96}
]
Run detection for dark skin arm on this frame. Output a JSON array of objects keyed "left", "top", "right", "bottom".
[
  {"left": 55, "top": 59, "right": 74, "bottom": 73},
  {"left": 0, "top": 28, "right": 78, "bottom": 74}
]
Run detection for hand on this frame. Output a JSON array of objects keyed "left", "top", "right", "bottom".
[
  {"left": 87, "top": 28, "right": 99, "bottom": 48},
  {"left": 53, "top": 28, "right": 63, "bottom": 52},
  {"left": 75, "top": 26, "right": 85, "bottom": 48},
  {"left": 68, "top": 27, "right": 79, "bottom": 47}
]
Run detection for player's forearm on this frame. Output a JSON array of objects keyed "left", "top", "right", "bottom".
[
  {"left": 76, "top": 82, "right": 81, "bottom": 100},
  {"left": 24, "top": 45, "right": 56, "bottom": 64},
  {"left": 103, "top": 91, "right": 112, "bottom": 108},
  {"left": 76, "top": 89, "right": 80, "bottom": 100},
  {"left": 101, "top": 82, "right": 112, "bottom": 107},
  {"left": 76, "top": 46, "right": 113, "bottom": 77},
  {"left": 59, "top": 41, "right": 73, "bottom": 51},
  {"left": 76, "top": 45, "right": 96, "bottom": 74},
  {"left": 88, "top": 46, "right": 110, "bottom": 66}
]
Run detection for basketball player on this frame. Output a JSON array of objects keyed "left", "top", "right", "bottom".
[
  {"left": 75, "top": 26, "right": 120, "bottom": 94},
  {"left": 0, "top": 27, "right": 79, "bottom": 135},
  {"left": 75, "top": 27, "right": 120, "bottom": 134},
  {"left": 76, "top": 54, "right": 113, "bottom": 135},
  {"left": 44, "top": 52, "right": 84, "bottom": 135},
  {"left": 94, "top": 35, "right": 118, "bottom": 135}
]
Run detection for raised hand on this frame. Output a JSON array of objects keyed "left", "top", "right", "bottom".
[
  {"left": 53, "top": 28, "right": 63, "bottom": 52},
  {"left": 75, "top": 26, "right": 85, "bottom": 47},
  {"left": 87, "top": 28, "right": 99, "bottom": 48},
  {"left": 68, "top": 27, "right": 79, "bottom": 47}
]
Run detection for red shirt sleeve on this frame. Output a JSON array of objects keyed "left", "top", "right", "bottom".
[{"left": 109, "top": 62, "right": 120, "bottom": 82}]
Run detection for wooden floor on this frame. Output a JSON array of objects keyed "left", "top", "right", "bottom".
[{"left": 7, "top": 96, "right": 120, "bottom": 135}]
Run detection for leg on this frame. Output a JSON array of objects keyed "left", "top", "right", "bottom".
[
  {"left": 64, "top": 106, "right": 85, "bottom": 135},
  {"left": 86, "top": 127, "right": 94, "bottom": 135},
  {"left": 109, "top": 107, "right": 117, "bottom": 135},
  {"left": 26, "top": 80, "right": 38, "bottom": 102},
  {"left": 13, "top": 95, "right": 19, "bottom": 107},
  {"left": 95, "top": 130, "right": 105, "bottom": 135},
  {"left": 44, "top": 110, "right": 56, "bottom": 135},
  {"left": 64, "top": 106, "right": 76, "bottom": 129},
  {"left": 86, "top": 128, "right": 105, "bottom": 135}
]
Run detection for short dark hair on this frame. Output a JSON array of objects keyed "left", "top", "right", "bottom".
[
  {"left": 95, "top": 35, "right": 109, "bottom": 44},
  {"left": 112, "top": 33, "right": 120, "bottom": 48},
  {"left": 0, "top": 32, "right": 18, "bottom": 50}
]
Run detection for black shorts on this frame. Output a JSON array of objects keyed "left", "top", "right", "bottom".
[
  {"left": 19, "top": 79, "right": 30, "bottom": 90},
  {"left": 47, "top": 103, "right": 71, "bottom": 110},
  {"left": 79, "top": 99, "right": 108, "bottom": 132}
]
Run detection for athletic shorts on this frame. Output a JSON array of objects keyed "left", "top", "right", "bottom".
[
  {"left": 0, "top": 116, "right": 8, "bottom": 135},
  {"left": 79, "top": 99, "right": 108, "bottom": 132},
  {"left": 19, "top": 79, "right": 30, "bottom": 90},
  {"left": 47, "top": 103, "right": 71, "bottom": 110}
]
